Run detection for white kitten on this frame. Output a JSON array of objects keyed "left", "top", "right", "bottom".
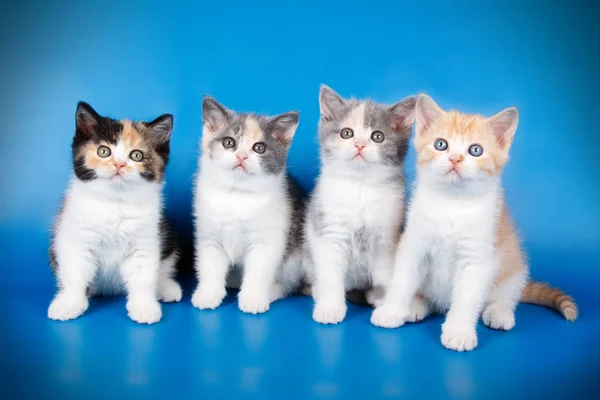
[
  {"left": 304, "top": 85, "right": 416, "bottom": 324},
  {"left": 48, "top": 102, "right": 182, "bottom": 324},
  {"left": 191, "top": 96, "right": 304, "bottom": 314},
  {"left": 371, "top": 94, "right": 578, "bottom": 351}
]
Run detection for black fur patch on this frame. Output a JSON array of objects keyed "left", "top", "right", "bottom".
[{"left": 159, "top": 214, "right": 178, "bottom": 261}]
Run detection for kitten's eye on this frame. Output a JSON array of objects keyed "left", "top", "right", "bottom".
[
  {"left": 253, "top": 142, "right": 266, "bottom": 154},
  {"left": 130, "top": 150, "right": 144, "bottom": 162},
  {"left": 222, "top": 137, "right": 236, "bottom": 149},
  {"left": 469, "top": 144, "right": 483, "bottom": 157},
  {"left": 434, "top": 139, "right": 448, "bottom": 151},
  {"left": 340, "top": 128, "right": 354, "bottom": 139},
  {"left": 371, "top": 131, "right": 385, "bottom": 143},
  {"left": 97, "top": 146, "right": 111, "bottom": 158}
]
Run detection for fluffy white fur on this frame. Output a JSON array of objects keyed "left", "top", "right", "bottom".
[
  {"left": 370, "top": 180, "right": 510, "bottom": 351},
  {"left": 305, "top": 101, "right": 408, "bottom": 324},
  {"left": 371, "top": 95, "right": 523, "bottom": 351},
  {"left": 48, "top": 178, "right": 182, "bottom": 324},
  {"left": 305, "top": 165, "right": 405, "bottom": 324},
  {"left": 191, "top": 110, "right": 300, "bottom": 314}
]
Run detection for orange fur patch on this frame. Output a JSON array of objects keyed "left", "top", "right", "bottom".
[{"left": 414, "top": 110, "right": 510, "bottom": 177}]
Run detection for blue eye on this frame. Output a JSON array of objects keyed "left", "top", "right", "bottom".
[
  {"left": 434, "top": 139, "right": 448, "bottom": 151},
  {"left": 469, "top": 144, "right": 483, "bottom": 157}
]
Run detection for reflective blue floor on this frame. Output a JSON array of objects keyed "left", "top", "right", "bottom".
[{"left": 2, "top": 256, "right": 598, "bottom": 400}]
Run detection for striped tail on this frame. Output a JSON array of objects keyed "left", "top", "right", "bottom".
[{"left": 521, "top": 282, "right": 578, "bottom": 321}]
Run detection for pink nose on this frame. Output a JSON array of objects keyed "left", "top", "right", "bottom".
[
  {"left": 114, "top": 162, "right": 126, "bottom": 169},
  {"left": 355, "top": 143, "right": 366, "bottom": 151},
  {"left": 449, "top": 155, "right": 464, "bottom": 165},
  {"left": 236, "top": 152, "right": 248, "bottom": 161}
]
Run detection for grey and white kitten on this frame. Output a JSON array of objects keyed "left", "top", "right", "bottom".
[
  {"left": 192, "top": 96, "right": 305, "bottom": 314},
  {"left": 303, "top": 85, "right": 416, "bottom": 324}
]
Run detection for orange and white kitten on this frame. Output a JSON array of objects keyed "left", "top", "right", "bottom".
[{"left": 371, "top": 94, "right": 578, "bottom": 351}]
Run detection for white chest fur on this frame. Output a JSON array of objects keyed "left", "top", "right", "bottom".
[
  {"left": 55, "top": 179, "right": 162, "bottom": 293},
  {"left": 306, "top": 167, "right": 405, "bottom": 289},
  {"left": 194, "top": 173, "right": 290, "bottom": 264},
  {"left": 408, "top": 181, "right": 501, "bottom": 309}
]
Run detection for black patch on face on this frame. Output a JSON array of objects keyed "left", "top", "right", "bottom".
[
  {"left": 71, "top": 103, "right": 173, "bottom": 184},
  {"left": 72, "top": 102, "right": 124, "bottom": 182},
  {"left": 73, "top": 156, "right": 97, "bottom": 181},
  {"left": 140, "top": 170, "right": 156, "bottom": 182}
]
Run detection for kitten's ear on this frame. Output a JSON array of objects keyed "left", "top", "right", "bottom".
[
  {"left": 415, "top": 94, "right": 444, "bottom": 136},
  {"left": 268, "top": 111, "right": 299, "bottom": 146},
  {"left": 388, "top": 96, "right": 417, "bottom": 134},
  {"left": 487, "top": 107, "right": 519, "bottom": 150},
  {"left": 145, "top": 114, "right": 173, "bottom": 144},
  {"left": 319, "top": 85, "right": 346, "bottom": 122},
  {"left": 202, "top": 95, "right": 230, "bottom": 134},
  {"left": 75, "top": 101, "right": 101, "bottom": 137}
]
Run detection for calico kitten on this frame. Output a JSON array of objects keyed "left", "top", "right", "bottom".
[
  {"left": 191, "top": 96, "right": 304, "bottom": 314},
  {"left": 304, "top": 85, "right": 416, "bottom": 324},
  {"left": 47, "top": 102, "right": 182, "bottom": 324},
  {"left": 371, "top": 94, "right": 578, "bottom": 351}
]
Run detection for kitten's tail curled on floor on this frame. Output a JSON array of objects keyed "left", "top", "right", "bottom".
[
  {"left": 521, "top": 282, "right": 578, "bottom": 321},
  {"left": 299, "top": 285, "right": 371, "bottom": 307}
]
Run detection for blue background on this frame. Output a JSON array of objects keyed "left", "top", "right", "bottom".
[{"left": 1, "top": 0, "right": 599, "bottom": 398}]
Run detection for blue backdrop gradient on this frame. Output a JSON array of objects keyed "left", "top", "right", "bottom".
[{"left": 0, "top": 1, "right": 599, "bottom": 399}]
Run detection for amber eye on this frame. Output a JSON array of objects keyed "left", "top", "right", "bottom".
[
  {"left": 371, "top": 131, "right": 385, "bottom": 143},
  {"left": 130, "top": 150, "right": 144, "bottom": 162},
  {"left": 222, "top": 137, "right": 236, "bottom": 149},
  {"left": 469, "top": 144, "right": 483, "bottom": 157},
  {"left": 97, "top": 146, "right": 111, "bottom": 158},
  {"left": 253, "top": 142, "right": 266, "bottom": 154},
  {"left": 340, "top": 128, "right": 354, "bottom": 139},
  {"left": 434, "top": 139, "right": 448, "bottom": 151}
]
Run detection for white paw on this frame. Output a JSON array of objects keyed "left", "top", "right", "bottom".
[
  {"left": 238, "top": 290, "right": 270, "bottom": 314},
  {"left": 126, "top": 297, "right": 162, "bottom": 324},
  {"left": 370, "top": 305, "right": 406, "bottom": 328},
  {"left": 313, "top": 301, "right": 347, "bottom": 324},
  {"left": 441, "top": 324, "right": 478, "bottom": 352},
  {"left": 48, "top": 291, "right": 88, "bottom": 321},
  {"left": 406, "top": 297, "right": 429, "bottom": 323},
  {"left": 482, "top": 303, "right": 515, "bottom": 330},
  {"left": 191, "top": 288, "right": 226, "bottom": 310},
  {"left": 158, "top": 279, "right": 182, "bottom": 303}
]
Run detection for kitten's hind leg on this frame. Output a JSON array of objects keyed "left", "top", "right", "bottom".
[
  {"left": 157, "top": 252, "right": 182, "bottom": 303},
  {"left": 482, "top": 269, "right": 526, "bottom": 331}
]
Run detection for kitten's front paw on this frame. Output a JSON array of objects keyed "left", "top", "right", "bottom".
[
  {"left": 48, "top": 291, "right": 88, "bottom": 321},
  {"left": 158, "top": 278, "right": 183, "bottom": 303},
  {"left": 126, "top": 297, "right": 162, "bottom": 324},
  {"left": 191, "top": 288, "right": 226, "bottom": 310},
  {"left": 238, "top": 290, "right": 270, "bottom": 314},
  {"left": 406, "top": 296, "right": 429, "bottom": 323},
  {"left": 370, "top": 304, "right": 406, "bottom": 328},
  {"left": 482, "top": 303, "right": 515, "bottom": 331},
  {"left": 441, "top": 324, "right": 478, "bottom": 352},
  {"left": 313, "top": 301, "right": 347, "bottom": 324}
]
